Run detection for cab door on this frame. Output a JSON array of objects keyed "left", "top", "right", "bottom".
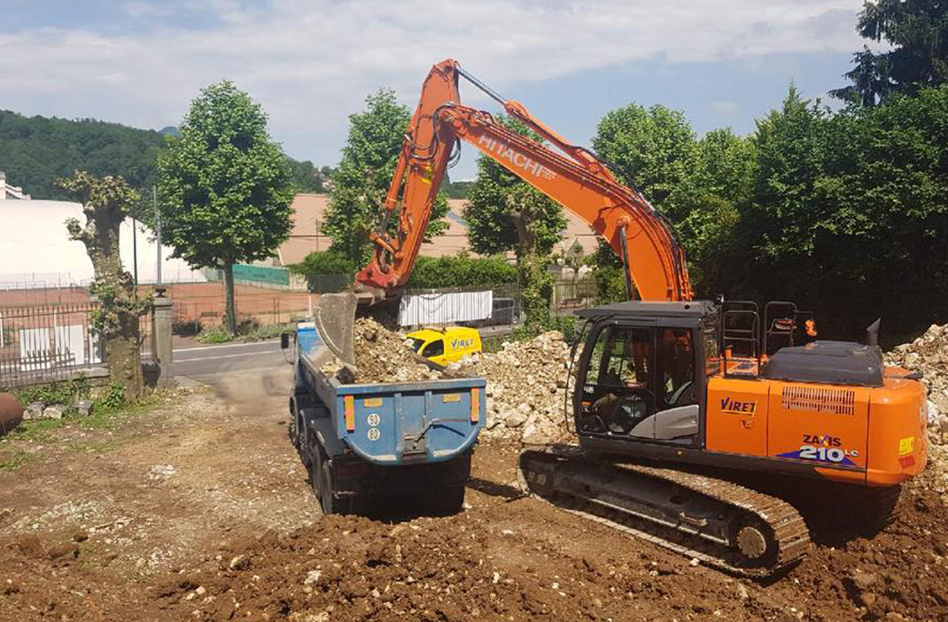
[{"left": 574, "top": 323, "right": 700, "bottom": 444}]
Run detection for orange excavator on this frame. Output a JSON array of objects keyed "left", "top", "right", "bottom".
[{"left": 321, "top": 59, "right": 928, "bottom": 576}]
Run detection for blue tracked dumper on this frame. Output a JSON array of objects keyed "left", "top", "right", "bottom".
[{"left": 286, "top": 320, "right": 487, "bottom": 515}]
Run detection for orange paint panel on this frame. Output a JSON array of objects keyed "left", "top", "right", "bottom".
[
  {"left": 343, "top": 395, "right": 355, "bottom": 432},
  {"left": 767, "top": 381, "right": 869, "bottom": 482},
  {"left": 706, "top": 377, "right": 769, "bottom": 457},
  {"left": 865, "top": 373, "right": 928, "bottom": 486},
  {"left": 471, "top": 388, "right": 480, "bottom": 423}
]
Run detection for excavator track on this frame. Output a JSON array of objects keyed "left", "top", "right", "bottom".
[{"left": 518, "top": 444, "right": 810, "bottom": 577}]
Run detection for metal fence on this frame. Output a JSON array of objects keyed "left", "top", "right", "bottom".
[
  {"left": 551, "top": 278, "right": 597, "bottom": 315},
  {"left": 0, "top": 303, "right": 153, "bottom": 388}
]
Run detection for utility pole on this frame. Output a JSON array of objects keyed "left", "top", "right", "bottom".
[{"left": 154, "top": 186, "right": 162, "bottom": 285}]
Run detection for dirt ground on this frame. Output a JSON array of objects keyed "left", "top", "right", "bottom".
[{"left": 1, "top": 368, "right": 946, "bottom": 622}]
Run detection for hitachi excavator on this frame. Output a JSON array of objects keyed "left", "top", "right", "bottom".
[{"left": 316, "top": 59, "right": 929, "bottom": 576}]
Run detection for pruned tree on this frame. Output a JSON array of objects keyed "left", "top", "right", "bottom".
[
  {"left": 157, "top": 81, "right": 295, "bottom": 334},
  {"left": 61, "top": 172, "right": 149, "bottom": 401}
]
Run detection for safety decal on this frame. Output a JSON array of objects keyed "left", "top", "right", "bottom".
[{"left": 898, "top": 436, "right": 915, "bottom": 456}]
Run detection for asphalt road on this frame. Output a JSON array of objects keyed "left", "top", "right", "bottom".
[{"left": 173, "top": 339, "right": 289, "bottom": 379}]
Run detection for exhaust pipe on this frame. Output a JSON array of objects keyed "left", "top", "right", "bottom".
[{"left": 866, "top": 318, "right": 881, "bottom": 348}]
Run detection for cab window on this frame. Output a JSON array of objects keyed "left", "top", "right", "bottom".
[
  {"left": 701, "top": 319, "right": 721, "bottom": 376},
  {"left": 422, "top": 339, "right": 444, "bottom": 358},
  {"left": 578, "top": 326, "right": 654, "bottom": 435}
]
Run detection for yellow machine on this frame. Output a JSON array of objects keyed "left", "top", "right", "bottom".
[{"left": 406, "top": 326, "right": 482, "bottom": 365}]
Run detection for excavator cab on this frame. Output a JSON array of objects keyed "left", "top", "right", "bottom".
[
  {"left": 570, "top": 300, "right": 928, "bottom": 490},
  {"left": 574, "top": 301, "right": 711, "bottom": 445}
]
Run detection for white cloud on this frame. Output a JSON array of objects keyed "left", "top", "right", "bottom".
[{"left": 0, "top": 0, "right": 864, "bottom": 164}]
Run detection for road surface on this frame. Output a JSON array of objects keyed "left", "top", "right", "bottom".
[{"left": 173, "top": 339, "right": 287, "bottom": 379}]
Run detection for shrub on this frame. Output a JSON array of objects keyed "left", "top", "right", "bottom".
[{"left": 406, "top": 254, "right": 516, "bottom": 289}]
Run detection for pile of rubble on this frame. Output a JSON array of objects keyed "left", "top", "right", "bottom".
[
  {"left": 321, "top": 318, "right": 442, "bottom": 384},
  {"left": 885, "top": 323, "right": 948, "bottom": 496},
  {"left": 453, "top": 331, "right": 572, "bottom": 445}
]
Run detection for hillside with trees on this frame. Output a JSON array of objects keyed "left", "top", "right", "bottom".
[
  {"left": 0, "top": 109, "right": 328, "bottom": 201},
  {"left": 0, "top": 110, "right": 165, "bottom": 200}
]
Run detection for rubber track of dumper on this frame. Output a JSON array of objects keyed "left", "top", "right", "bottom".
[{"left": 518, "top": 444, "right": 811, "bottom": 577}]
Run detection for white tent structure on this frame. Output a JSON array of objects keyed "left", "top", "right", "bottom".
[{"left": 0, "top": 199, "right": 205, "bottom": 289}]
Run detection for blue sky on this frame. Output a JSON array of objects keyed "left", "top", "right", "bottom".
[{"left": 0, "top": 0, "right": 867, "bottom": 180}]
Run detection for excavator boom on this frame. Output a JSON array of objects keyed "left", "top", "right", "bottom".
[{"left": 355, "top": 59, "right": 692, "bottom": 303}]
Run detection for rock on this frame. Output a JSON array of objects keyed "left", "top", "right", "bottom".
[
  {"left": 304, "top": 570, "right": 322, "bottom": 586},
  {"left": 860, "top": 592, "right": 877, "bottom": 607},
  {"left": 848, "top": 569, "right": 878, "bottom": 591},
  {"left": 24, "top": 402, "right": 44, "bottom": 420},
  {"left": 229, "top": 555, "right": 250, "bottom": 571},
  {"left": 505, "top": 409, "right": 528, "bottom": 428},
  {"left": 76, "top": 400, "right": 94, "bottom": 416},
  {"left": 42, "top": 405, "right": 65, "bottom": 420}
]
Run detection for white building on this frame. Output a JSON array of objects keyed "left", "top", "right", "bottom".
[
  {"left": 1, "top": 171, "right": 31, "bottom": 200},
  {"left": 0, "top": 199, "right": 205, "bottom": 289}
]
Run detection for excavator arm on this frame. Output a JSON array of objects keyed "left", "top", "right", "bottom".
[{"left": 356, "top": 58, "right": 693, "bottom": 302}]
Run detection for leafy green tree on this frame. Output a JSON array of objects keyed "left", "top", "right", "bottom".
[
  {"left": 463, "top": 116, "right": 567, "bottom": 330},
  {"left": 667, "top": 128, "right": 755, "bottom": 293},
  {"left": 592, "top": 103, "right": 696, "bottom": 205},
  {"left": 323, "top": 89, "right": 449, "bottom": 264},
  {"left": 740, "top": 84, "right": 948, "bottom": 336},
  {"left": 589, "top": 102, "right": 702, "bottom": 298},
  {"left": 831, "top": 0, "right": 948, "bottom": 106},
  {"left": 61, "top": 172, "right": 150, "bottom": 401},
  {"left": 287, "top": 158, "right": 324, "bottom": 193},
  {"left": 157, "top": 81, "right": 294, "bottom": 334}
]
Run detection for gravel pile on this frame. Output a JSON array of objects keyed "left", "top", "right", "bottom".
[
  {"left": 453, "top": 331, "right": 572, "bottom": 445},
  {"left": 885, "top": 323, "right": 948, "bottom": 497},
  {"left": 321, "top": 318, "right": 442, "bottom": 384}
]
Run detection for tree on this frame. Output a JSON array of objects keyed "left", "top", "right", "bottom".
[
  {"left": 592, "top": 103, "right": 696, "bottom": 205},
  {"left": 831, "top": 0, "right": 948, "bottom": 106},
  {"left": 589, "top": 102, "right": 698, "bottom": 298},
  {"left": 464, "top": 116, "right": 567, "bottom": 329},
  {"left": 156, "top": 81, "right": 295, "bottom": 334},
  {"left": 0, "top": 109, "right": 164, "bottom": 200},
  {"left": 322, "top": 90, "right": 449, "bottom": 265},
  {"left": 287, "top": 158, "right": 324, "bottom": 193},
  {"left": 666, "top": 128, "right": 756, "bottom": 293},
  {"left": 61, "top": 172, "right": 149, "bottom": 401}
]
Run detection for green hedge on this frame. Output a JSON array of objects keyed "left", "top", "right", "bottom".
[{"left": 406, "top": 254, "right": 517, "bottom": 289}]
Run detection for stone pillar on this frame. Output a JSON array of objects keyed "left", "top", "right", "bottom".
[{"left": 152, "top": 288, "right": 174, "bottom": 387}]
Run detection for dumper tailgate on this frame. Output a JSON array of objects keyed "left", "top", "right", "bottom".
[{"left": 332, "top": 379, "right": 486, "bottom": 465}]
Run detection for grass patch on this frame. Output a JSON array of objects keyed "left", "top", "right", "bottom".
[
  {"left": 0, "top": 449, "right": 37, "bottom": 472},
  {"left": 79, "top": 393, "right": 161, "bottom": 431},
  {"left": 196, "top": 321, "right": 292, "bottom": 344},
  {"left": 7, "top": 417, "right": 68, "bottom": 442}
]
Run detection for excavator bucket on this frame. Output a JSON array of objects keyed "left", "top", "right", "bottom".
[{"left": 312, "top": 292, "right": 358, "bottom": 370}]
